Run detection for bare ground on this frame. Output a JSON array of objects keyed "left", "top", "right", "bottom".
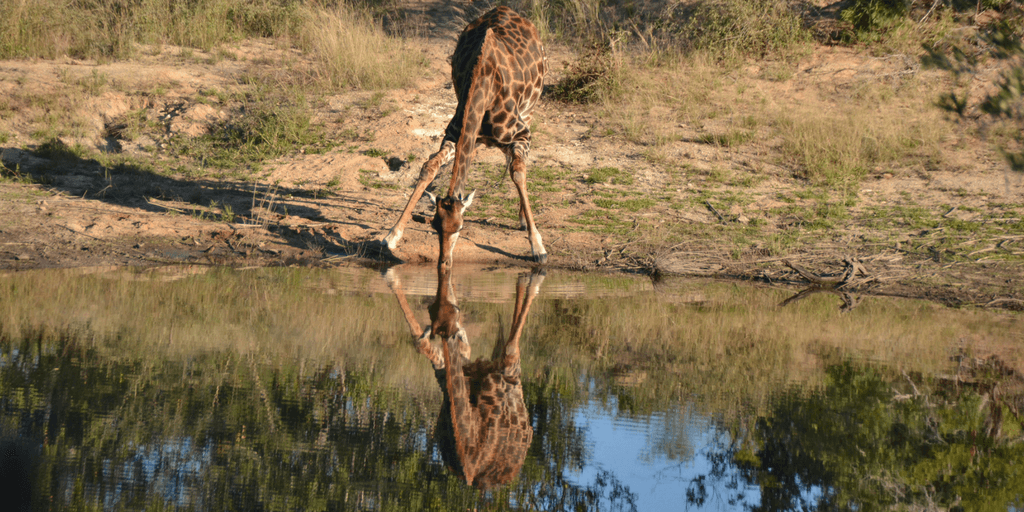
[{"left": 1, "top": 1, "right": 1023, "bottom": 309}]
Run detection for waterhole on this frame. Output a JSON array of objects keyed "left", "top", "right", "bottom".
[{"left": 1, "top": 264, "right": 1022, "bottom": 510}]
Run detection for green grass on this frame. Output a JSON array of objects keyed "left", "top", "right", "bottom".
[
  {"left": 568, "top": 210, "right": 632, "bottom": 235},
  {"left": 594, "top": 197, "right": 656, "bottom": 212},
  {"left": 585, "top": 167, "right": 633, "bottom": 185},
  {"left": 167, "top": 78, "right": 332, "bottom": 176},
  {"left": 699, "top": 130, "right": 754, "bottom": 147}
]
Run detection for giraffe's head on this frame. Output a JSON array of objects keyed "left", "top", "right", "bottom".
[{"left": 427, "top": 191, "right": 475, "bottom": 267}]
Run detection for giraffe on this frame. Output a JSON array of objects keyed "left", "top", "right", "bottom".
[
  {"left": 382, "top": 6, "right": 548, "bottom": 263},
  {"left": 385, "top": 264, "right": 544, "bottom": 489}
]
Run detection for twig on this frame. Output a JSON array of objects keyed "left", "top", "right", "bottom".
[
  {"left": 984, "top": 298, "right": 1024, "bottom": 308},
  {"left": 704, "top": 200, "right": 724, "bottom": 222},
  {"left": 919, "top": 0, "right": 943, "bottom": 24}
]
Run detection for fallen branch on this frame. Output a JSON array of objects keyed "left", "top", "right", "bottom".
[{"left": 783, "top": 257, "right": 866, "bottom": 288}]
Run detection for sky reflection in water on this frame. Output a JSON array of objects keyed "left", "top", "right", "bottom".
[{"left": 1, "top": 264, "right": 1022, "bottom": 511}]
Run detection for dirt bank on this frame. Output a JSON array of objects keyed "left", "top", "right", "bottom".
[{"left": 1, "top": 1, "right": 1022, "bottom": 309}]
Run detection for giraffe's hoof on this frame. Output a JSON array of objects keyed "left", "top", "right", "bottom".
[{"left": 534, "top": 253, "right": 548, "bottom": 265}]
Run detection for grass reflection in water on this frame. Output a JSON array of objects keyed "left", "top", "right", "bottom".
[{"left": 1, "top": 265, "right": 1021, "bottom": 510}]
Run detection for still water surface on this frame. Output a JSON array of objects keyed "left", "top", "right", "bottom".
[{"left": 1, "top": 264, "right": 1022, "bottom": 511}]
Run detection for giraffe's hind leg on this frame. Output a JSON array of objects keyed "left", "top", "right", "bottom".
[
  {"left": 383, "top": 140, "right": 455, "bottom": 250},
  {"left": 507, "top": 148, "right": 547, "bottom": 264},
  {"left": 504, "top": 153, "right": 528, "bottom": 232}
]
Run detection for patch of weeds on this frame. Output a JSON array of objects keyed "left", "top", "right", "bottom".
[
  {"left": 585, "top": 166, "right": 633, "bottom": 185},
  {"left": 530, "top": 166, "right": 569, "bottom": 192},
  {"left": 794, "top": 188, "right": 826, "bottom": 200},
  {"left": 365, "top": 148, "right": 388, "bottom": 158},
  {"left": 358, "top": 169, "right": 396, "bottom": 189},
  {"left": 215, "top": 48, "right": 237, "bottom": 62},
  {"left": 199, "top": 88, "right": 228, "bottom": 103},
  {"left": 212, "top": 201, "right": 235, "bottom": 223},
  {"left": 77, "top": 70, "right": 109, "bottom": 96},
  {"left": 34, "top": 138, "right": 88, "bottom": 161},
  {"left": 734, "top": 174, "right": 766, "bottom": 188},
  {"left": 568, "top": 209, "right": 632, "bottom": 235},
  {"left": 699, "top": 130, "right": 754, "bottom": 147},
  {"left": 108, "top": 109, "right": 160, "bottom": 141},
  {"left": 0, "top": 162, "right": 35, "bottom": 184},
  {"left": 168, "top": 79, "right": 332, "bottom": 174},
  {"left": 642, "top": 148, "right": 672, "bottom": 165},
  {"left": 705, "top": 167, "right": 730, "bottom": 184},
  {"left": 814, "top": 201, "right": 850, "bottom": 223},
  {"left": 763, "top": 231, "right": 802, "bottom": 255},
  {"left": 361, "top": 92, "right": 395, "bottom": 117},
  {"left": 594, "top": 197, "right": 656, "bottom": 212},
  {"left": 0, "top": 131, "right": 9, "bottom": 144},
  {"left": 759, "top": 62, "right": 794, "bottom": 82}
]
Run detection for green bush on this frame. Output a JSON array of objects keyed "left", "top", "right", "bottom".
[
  {"left": 840, "top": 0, "right": 909, "bottom": 32},
  {"left": 548, "top": 41, "right": 623, "bottom": 104},
  {"left": 679, "top": 0, "right": 810, "bottom": 60},
  {"left": 925, "top": 18, "right": 1024, "bottom": 172}
]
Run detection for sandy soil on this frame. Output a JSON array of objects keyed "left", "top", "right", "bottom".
[{"left": 1, "top": 1, "right": 1022, "bottom": 309}]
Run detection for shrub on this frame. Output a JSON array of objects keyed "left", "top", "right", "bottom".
[
  {"left": 925, "top": 18, "right": 1024, "bottom": 172},
  {"left": 548, "top": 39, "right": 624, "bottom": 104},
  {"left": 840, "top": 0, "right": 910, "bottom": 32}
]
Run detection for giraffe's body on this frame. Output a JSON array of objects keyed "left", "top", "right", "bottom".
[
  {"left": 386, "top": 265, "right": 543, "bottom": 489},
  {"left": 383, "top": 7, "right": 548, "bottom": 263}
]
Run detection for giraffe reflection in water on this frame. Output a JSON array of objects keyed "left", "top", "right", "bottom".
[{"left": 386, "top": 265, "right": 543, "bottom": 490}]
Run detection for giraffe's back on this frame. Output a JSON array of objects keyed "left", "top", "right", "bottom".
[{"left": 447, "top": 6, "right": 545, "bottom": 149}]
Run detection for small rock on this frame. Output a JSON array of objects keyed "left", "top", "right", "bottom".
[{"left": 15, "top": 253, "right": 32, "bottom": 261}]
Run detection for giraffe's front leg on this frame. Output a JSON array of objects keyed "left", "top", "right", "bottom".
[
  {"left": 382, "top": 141, "right": 455, "bottom": 250},
  {"left": 508, "top": 153, "right": 547, "bottom": 264}
]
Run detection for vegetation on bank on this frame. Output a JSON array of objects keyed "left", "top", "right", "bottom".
[
  {"left": 0, "top": 0, "right": 424, "bottom": 89},
  {"left": 1, "top": 0, "right": 1022, "bottom": 269}
]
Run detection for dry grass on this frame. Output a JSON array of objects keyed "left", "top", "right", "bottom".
[
  {"left": 296, "top": 4, "right": 426, "bottom": 90},
  {"left": 581, "top": 54, "right": 949, "bottom": 192},
  {"left": 0, "top": 1, "right": 423, "bottom": 91}
]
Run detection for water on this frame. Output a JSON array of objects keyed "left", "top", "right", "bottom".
[{"left": 1, "top": 264, "right": 1023, "bottom": 511}]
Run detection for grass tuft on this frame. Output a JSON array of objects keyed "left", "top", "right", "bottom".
[{"left": 296, "top": 4, "right": 426, "bottom": 90}]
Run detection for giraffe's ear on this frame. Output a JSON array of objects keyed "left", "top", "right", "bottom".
[
  {"left": 425, "top": 190, "right": 437, "bottom": 205},
  {"left": 460, "top": 190, "right": 476, "bottom": 213}
]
